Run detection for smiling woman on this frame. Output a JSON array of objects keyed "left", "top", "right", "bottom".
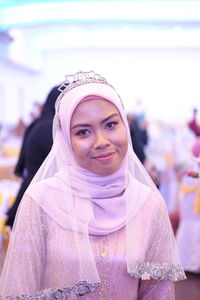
[
  {"left": 0, "top": 71, "right": 186, "bottom": 300},
  {"left": 70, "top": 98, "right": 128, "bottom": 175}
]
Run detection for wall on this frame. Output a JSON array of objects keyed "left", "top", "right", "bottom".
[
  {"left": 0, "top": 44, "right": 200, "bottom": 126},
  {"left": 0, "top": 60, "right": 41, "bottom": 125},
  {"left": 41, "top": 47, "right": 200, "bottom": 123}
]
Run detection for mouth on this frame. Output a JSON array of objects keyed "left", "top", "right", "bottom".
[{"left": 93, "top": 152, "right": 115, "bottom": 161}]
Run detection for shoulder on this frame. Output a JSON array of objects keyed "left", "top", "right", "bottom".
[
  {"left": 14, "top": 193, "right": 45, "bottom": 227},
  {"left": 26, "top": 176, "right": 60, "bottom": 196},
  {"left": 127, "top": 176, "right": 165, "bottom": 223},
  {"left": 129, "top": 177, "right": 157, "bottom": 205},
  {"left": 134, "top": 177, "right": 167, "bottom": 214}
]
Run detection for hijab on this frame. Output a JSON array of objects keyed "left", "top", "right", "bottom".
[{"left": 27, "top": 77, "right": 153, "bottom": 234}]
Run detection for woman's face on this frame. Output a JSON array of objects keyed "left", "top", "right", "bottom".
[{"left": 70, "top": 99, "right": 128, "bottom": 175}]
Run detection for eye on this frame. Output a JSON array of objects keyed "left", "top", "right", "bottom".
[
  {"left": 106, "top": 121, "right": 118, "bottom": 129},
  {"left": 75, "top": 129, "right": 90, "bottom": 136}
]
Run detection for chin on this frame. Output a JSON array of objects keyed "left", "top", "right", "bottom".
[{"left": 94, "top": 167, "right": 119, "bottom": 176}]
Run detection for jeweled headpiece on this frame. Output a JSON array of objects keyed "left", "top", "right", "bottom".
[
  {"left": 55, "top": 70, "right": 121, "bottom": 132},
  {"left": 58, "top": 70, "right": 111, "bottom": 94}
]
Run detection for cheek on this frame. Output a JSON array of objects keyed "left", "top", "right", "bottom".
[
  {"left": 120, "top": 136, "right": 128, "bottom": 156},
  {"left": 113, "top": 127, "right": 128, "bottom": 151},
  {"left": 71, "top": 137, "right": 92, "bottom": 160}
]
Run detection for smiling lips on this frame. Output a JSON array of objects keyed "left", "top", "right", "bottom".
[{"left": 94, "top": 152, "right": 115, "bottom": 161}]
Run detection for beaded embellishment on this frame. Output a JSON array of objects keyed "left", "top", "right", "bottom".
[
  {"left": 54, "top": 70, "right": 119, "bottom": 131},
  {"left": 0, "top": 281, "right": 100, "bottom": 300},
  {"left": 129, "top": 261, "right": 186, "bottom": 281},
  {"left": 58, "top": 71, "right": 110, "bottom": 94}
]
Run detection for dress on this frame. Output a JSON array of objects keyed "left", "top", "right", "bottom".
[
  {"left": 0, "top": 188, "right": 182, "bottom": 299},
  {"left": 0, "top": 71, "right": 185, "bottom": 300}
]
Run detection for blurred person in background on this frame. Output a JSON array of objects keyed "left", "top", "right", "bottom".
[
  {"left": 175, "top": 137, "right": 200, "bottom": 274},
  {"left": 5, "top": 85, "right": 61, "bottom": 228},
  {"left": 188, "top": 107, "right": 200, "bottom": 137},
  {"left": 29, "top": 101, "right": 43, "bottom": 123},
  {"left": 128, "top": 113, "right": 147, "bottom": 164}
]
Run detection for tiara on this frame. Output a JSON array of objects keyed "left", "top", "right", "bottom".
[{"left": 58, "top": 71, "right": 110, "bottom": 94}]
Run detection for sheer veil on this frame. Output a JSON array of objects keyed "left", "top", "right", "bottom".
[{"left": 0, "top": 71, "right": 186, "bottom": 297}]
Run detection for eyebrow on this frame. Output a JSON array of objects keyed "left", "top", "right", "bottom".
[{"left": 71, "top": 113, "right": 120, "bottom": 130}]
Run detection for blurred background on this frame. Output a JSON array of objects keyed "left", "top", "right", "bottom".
[
  {"left": 0, "top": 1, "right": 200, "bottom": 298},
  {"left": 0, "top": 0, "right": 200, "bottom": 126}
]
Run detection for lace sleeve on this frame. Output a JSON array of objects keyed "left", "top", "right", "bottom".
[
  {"left": 129, "top": 191, "right": 186, "bottom": 282},
  {"left": 145, "top": 192, "right": 185, "bottom": 279},
  {"left": 0, "top": 194, "right": 46, "bottom": 298}
]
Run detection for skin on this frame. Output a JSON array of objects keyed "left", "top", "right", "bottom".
[{"left": 70, "top": 99, "right": 128, "bottom": 175}]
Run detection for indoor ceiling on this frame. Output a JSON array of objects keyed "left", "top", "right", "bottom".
[
  {"left": 0, "top": 0, "right": 200, "bottom": 30},
  {"left": 1, "top": 1, "right": 200, "bottom": 49}
]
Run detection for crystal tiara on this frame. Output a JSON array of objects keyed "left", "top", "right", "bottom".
[{"left": 58, "top": 70, "right": 111, "bottom": 94}]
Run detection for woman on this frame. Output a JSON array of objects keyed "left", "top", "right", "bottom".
[{"left": 0, "top": 71, "right": 185, "bottom": 299}]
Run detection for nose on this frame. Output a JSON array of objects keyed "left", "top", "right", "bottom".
[{"left": 94, "top": 130, "right": 110, "bottom": 149}]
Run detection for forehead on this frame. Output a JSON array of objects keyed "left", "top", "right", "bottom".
[{"left": 71, "top": 98, "right": 119, "bottom": 120}]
